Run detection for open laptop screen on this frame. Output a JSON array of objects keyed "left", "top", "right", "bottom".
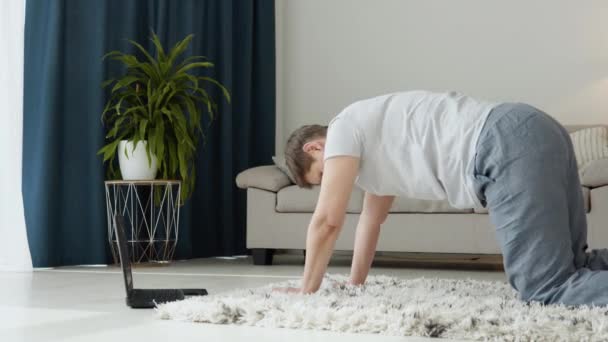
[{"left": 114, "top": 214, "right": 133, "bottom": 293}]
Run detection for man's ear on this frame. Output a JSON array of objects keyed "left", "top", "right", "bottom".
[{"left": 302, "top": 140, "right": 323, "bottom": 153}]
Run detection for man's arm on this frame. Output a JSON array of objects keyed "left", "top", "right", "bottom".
[
  {"left": 300, "top": 156, "right": 359, "bottom": 293},
  {"left": 349, "top": 193, "right": 394, "bottom": 285}
]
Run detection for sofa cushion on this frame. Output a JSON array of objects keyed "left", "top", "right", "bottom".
[
  {"left": 580, "top": 158, "right": 608, "bottom": 188},
  {"left": 390, "top": 197, "right": 473, "bottom": 213},
  {"left": 276, "top": 185, "right": 365, "bottom": 213},
  {"left": 564, "top": 125, "right": 604, "bottom": 133},
  {"left": 474, "top": 187, "right": 591, "bottom": 214},
  {"left": 236, "top": 165, "right": 291, "bottom": 192},
  {"left": 276, "top": 186, "right": 471, "bottom": 214},
  {"left": 569, "top": 127, "right": 608, "bottom": 169}
]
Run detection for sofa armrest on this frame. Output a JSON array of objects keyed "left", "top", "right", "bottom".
[
  {"left": 580, "top": 158, "right": 608, "bottom": 188},
  {"left": 235, "top": 165, "right": 292, "bottom": 192}
]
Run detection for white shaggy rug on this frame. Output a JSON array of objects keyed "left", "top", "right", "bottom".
[{"left": 156, "top": 274, "right": 608, "bottom": 340}]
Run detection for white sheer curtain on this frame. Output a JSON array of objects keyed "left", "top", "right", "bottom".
[{"left": 0, "top": 0, "right": 32, "bottom": 271}]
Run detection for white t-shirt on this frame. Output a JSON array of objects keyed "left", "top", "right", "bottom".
[{"left": 324, "top": 90, "right": 498, "bottom": 209}]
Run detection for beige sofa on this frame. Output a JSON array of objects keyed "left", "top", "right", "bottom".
[{"left": 236, "top": 125, "right": 608, "bottom": 265}]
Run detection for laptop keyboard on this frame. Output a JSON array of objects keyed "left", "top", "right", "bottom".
[{"left": 130, "top": 289, "right": 185, "bottom": 307}]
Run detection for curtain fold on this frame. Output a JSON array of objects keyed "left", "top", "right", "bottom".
[{"left": 23, "top": 0, "right": 275, "bottom": 267}]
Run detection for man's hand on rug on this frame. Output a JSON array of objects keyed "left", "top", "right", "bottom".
[{"left": 271, "top": 287, "right": 302, "bottom": 294}]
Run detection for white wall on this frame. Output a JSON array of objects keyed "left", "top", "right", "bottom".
[
  {"left": 276, "top": 0, "right": 608, "bottom": 153},
  {"left": 0, "top": 0, "right": 32, "bottom": 271}
]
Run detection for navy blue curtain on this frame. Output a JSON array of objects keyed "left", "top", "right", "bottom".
[{"left": 23, "top": 0, "right": 275, "bottom": 267}]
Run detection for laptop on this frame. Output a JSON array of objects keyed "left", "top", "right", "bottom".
[{"left": 114, "top": 214, "right": 208, "bottom": 308}]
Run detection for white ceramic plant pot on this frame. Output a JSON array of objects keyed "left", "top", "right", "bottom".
[{"left": 118, "top": 140, "right": 158, "bottom": 180}]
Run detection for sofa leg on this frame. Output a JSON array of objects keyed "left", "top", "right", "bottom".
[{"left": 252, "top": 249, "right": 275, "bottom": 265}]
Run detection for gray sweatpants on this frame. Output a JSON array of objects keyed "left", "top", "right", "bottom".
[{"left": 472, "top": 103, "right": 608, "bottom": 306}]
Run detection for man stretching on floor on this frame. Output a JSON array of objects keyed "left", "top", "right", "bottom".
[{"left": 275, "top": 90, "right": 608, "bottom": 307}]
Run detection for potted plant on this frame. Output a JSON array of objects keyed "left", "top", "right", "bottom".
[{"left": 98, "top": 32, "right": 230, "bottom": 202}]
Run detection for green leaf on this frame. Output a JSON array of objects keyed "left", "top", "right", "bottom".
[
  {"left": 98, "top": 134, "right": 125, "bottom": 163},
  {"left": 115, "top": 96, "right": 126, "bottom": 116},
  {"left": 122, "top": 105, "right": 147, "bottom": 119},
  {"left": 199, "top": 76, "right": 231, "bottom": 103},
  {"left": 183, "top": 96, "right": 199, "bottom": 125},
  {"left": 102, "top": 50, "right": 124, "bottom": 60},
  {"left": 150, "top": 31, "right": 167, "bottom": 63},
  {"left": 135, "top": 62, "right": 160, "bottom": 83},
  {"left": 131, "top": 136, "right": 140, "bottom": 160},
  {"left": 111, "top": 76, "right": 140, "bottom": 93},
  {"left": 105, "top": 116, "right": 128, "bottom": 138},
  {"left": 167, "top": 34, "right": 193, "bottom": 66},
  {"left": 175, "top": 61, "right": 214, "bottom": 75},
  {"left": 101, "top": 79, "right": 115, "bottom": 88},
  {"left": 128, "top": 38, "right": 159, "bottom": 70},
  {"left": 206, "top": 100, "right": 214, "bottom": 122},
  {"left": 111, "top": 54, "right": 140, "bottom": 69},
  {"left": 176, "top": 55, "right": 207, "bottom": 70},
  {"left": 169, "top": 104, "right": 192, "bottom": 146},
  {"left": 177, "top": 143, "right": 188, "bottom": 181},
  {"left": 145, "top": 126, "right": 154, "bottom": 167},
  {"left": 167, "top": 135, "right": 178, "bottom": 175},
  {"left": 154, "top": 82, "right": 174, "bottom": 111},
  {"left": 139, "top": 119, "right": 148, "bottom": 141},
  {"left": 160, "top": 107, "right": 173, "bottom": 120},
  {"left": 97, "top": 144, "right": 111, "bottom": 156},
  {"left": 181, "top": 74, "right": 199, "bottom": 94},
  {"left": 155, "top": 120, "right": 165, "bottom": 169},
  {"left": 146, "top": 79, "right": 153, "bottom": 117}
]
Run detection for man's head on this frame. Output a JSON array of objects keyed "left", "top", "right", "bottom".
[{"left": 284, "top": 124, "right": 328, "bottom": 188}]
